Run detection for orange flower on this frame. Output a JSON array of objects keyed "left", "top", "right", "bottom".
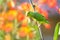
[
  {"left": 38, "top": 0, "right": 47, "bottom": 4},
  {"left": 44, "top": 23, "right": 51, "bottom": 29},
  {"left": 19, "top": 26, "right": 31, "bottom": 37},
  {"left": 18, "top": 30, "right": 27, "bottom": 37},
  {"left": 0, "top": 14, "right": 5, "bottom": 30},
  {"left": 21, "top": 2, "right": 29, "bottom": 11},
  {"left": 3, "top": 22, "right": 13, "bottom": 33},
  {"left": 21, "top": 17, "right": 28, "bottom": 27},
  {"left": 7, "top": 0, "right": 15, "bottom": 8},
  {"left": 35, "top": 6, "right": 42, "bottom": 14},
  {"left": 6, "top": 10, "right": 17, "bottom": 21},
  {"left": 21, "top": 2, "right": 34, "bottom": 12},
  {"left": 47, "top": 0, "right": 57, "bottom": 8},
  {"left": 41, "top": 10, "right": 48, "bottom": 19},
  {"left": 29, "top": 32, "right": 35, "bottom": 38},
  {"left": 17, "top": 11, "right": 25, "bottom": 22},
  {"left": 58, "top": 8, "right": 60, "bottom": 14}
]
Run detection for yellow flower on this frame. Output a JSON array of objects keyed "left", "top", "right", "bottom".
[
  {"left": 21, "top": 3, "right": 34, "bottom": 12},
  {"left": 19, "top": 26, "right": 31, "bottom": 37},
  {"left": 6, "top": 10, "right": 17, "bottom": 21},
  {"left": 0, "top": 14, "right": 5, "bottom": 30},
  {"left": 20, "top": 27, "right": 31, "bottom": 34},
  {"left": 3, "top": 22, "right": 13, "bottom": 33},
  {"left": 5, "top": 34, "right": 11, "bottom": 40},
  {"left": 21, "top": 17, "right": 28, "bottom": 26},
  {"left": 7, "top": 10, "right": 17, "bottom": 17}
]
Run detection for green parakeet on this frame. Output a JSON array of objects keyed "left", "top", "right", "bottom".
[{"left": 27, "top": 11, "right": 49, "bottom": 24}]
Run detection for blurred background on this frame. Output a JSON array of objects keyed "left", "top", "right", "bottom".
[
  {"left": 0, "top": 0, "right": 60, "bottom": 40},
  {"left": 16, "top": 0, "right": 60, "bottom": 40}
]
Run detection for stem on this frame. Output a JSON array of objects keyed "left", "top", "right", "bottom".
[
  {"left": 1, "top": 0, "right": 7, "bottom": 14},
  {"left": 37, "top": 23, "right": 44, "bottom": 40},
  {"left": 26, "top": 35, "right": 29, "bottom": 40},
  {"left": 29, "top": 0, "right": 43, "bottom": 40},
  {"left": 29, "top": 0, "right": 35, "bottom": 11},
  {"left": 12, "top": 19, "right": 17, "bottom": 40}
]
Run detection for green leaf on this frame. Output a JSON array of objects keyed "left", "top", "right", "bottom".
[
  {"left": 27, "top": 11, "right": 49, "bottom": 24},
  {"left": 53, "top": 22, "right": 60, "bottom": 40},
  {"left": 0, "top": 30, "right": 5, "bottom": 40},
  {"left": 59, "top": 27, "right": 60, "bottom": 35},
  {"left": 0, "top": 0, "right": 4, "bottom": 5}
]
